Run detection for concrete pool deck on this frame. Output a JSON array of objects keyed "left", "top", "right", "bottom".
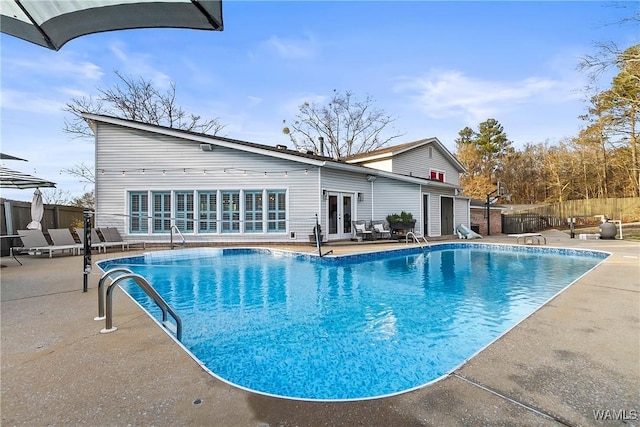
[{"left": 1, "top": 231, "right": 638, "bottom": 426}]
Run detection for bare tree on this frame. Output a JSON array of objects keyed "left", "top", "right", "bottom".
[
  {"left": 64, "top": 70, "right": 225, "bottom": 138},
  {"left": 282, "top": 90, "right": 404, "bottom": 159},
  {"left": 62, "top": 71, "right": 225, "bottom": 196},
  {"left": 578, "top": 4, "right": 639, "bottom": 82},
  {"left": 42, "top": 188, "right": 73, "bottom": 205},
  {"left": 61, "top": 161, "right": 95, "bottom": 185}
]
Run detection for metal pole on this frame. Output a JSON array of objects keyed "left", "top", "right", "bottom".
[
  {"left": 570, "top": 216, "right": 575, "bottom": 238},
  {"left": 485, "top": 189, "right": 498, "bottom": 236},
  {"left": 315, "top": 213, "right": 321, "bottom": 256},
  {"left": 486, "top": 194, "right": 491, "bottom": 236},
  {"left": 83, "top": 209, "right": 92, "bottom": 292}
]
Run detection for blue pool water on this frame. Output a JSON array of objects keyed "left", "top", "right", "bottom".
[{"left": 98, "top": 244, "right": 607, "bottom": 400}]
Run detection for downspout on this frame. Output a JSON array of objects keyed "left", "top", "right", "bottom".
[
  {"left": 370, "top": 178, "right": 375, "bottom": 219},
  {"left": 318, "top": 166, "right": 323, "bottom": 238}
]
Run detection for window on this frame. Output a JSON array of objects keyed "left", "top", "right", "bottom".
[
  {"left": 129, "top": 188, "right": 286, "bottom": 235},
  {"left": 244, "top": 191, "right": 263, "bottom": 233},
  {"left": 221, "top": 191, "right": 240, "bottom": 233},
  {"left": 430, "top": 169, "right": 445, "bottom": 182},
  {"left": 152, "top": 192, "right": 171, "bottom": 233},
  {"left": 175, "top": 192, "right": 194, "bottom": 232},
  {"left": 267, "top": 190, "right": 286, "bottom": 232},
  {"left": 129, "top": 192, "right": 148, "bottom": 233},
  {"left": 198, "top": 192, "right": 217, "bottom": 232}
]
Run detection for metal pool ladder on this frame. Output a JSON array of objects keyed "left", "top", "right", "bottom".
[
  {"left": 406, "top": 231, "right": 430, "bottom": 249},
  {"left": 97, "top": 268, "right": 183, "bottom": 341},
  {"left": 170, "top": 225, "right": 186, "bottom": 249}
]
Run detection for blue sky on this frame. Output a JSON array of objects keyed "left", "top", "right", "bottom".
[{"left": 1, "top": 1, "right": 637, "bottom": 202}]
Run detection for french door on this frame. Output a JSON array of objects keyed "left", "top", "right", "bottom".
[{"left": 327, "top": 193, "right": 353, "bottom": 240}]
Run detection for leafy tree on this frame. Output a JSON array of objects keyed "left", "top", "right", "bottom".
[
  {"left": 498, "top": 143, "right": 547, "bottom": 203},
  {"left": 579, "top": 44, "right": 640, "bottom": 197},
  {"left": 282, "top": 89, "right": 404, "bottom": 159},
  {"left": 64, "top": 70, "right": 225, "bottom": 138},
  {"left": 455, "top": 118, "right": 513, "bottom": 199},
  {"left": 71, "top": 191, "right": 95, "bottom": 209}
]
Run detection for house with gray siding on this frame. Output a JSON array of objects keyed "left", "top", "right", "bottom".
[
  {"left": 84, "top": 114, "right": 470, "bottom": 244},
  {"left": 345, "top": 138, "right": 468, "bottom": 238}
]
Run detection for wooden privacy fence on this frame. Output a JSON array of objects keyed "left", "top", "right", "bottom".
[
  {"left": 502, "top": 197, "right": 640, "bottom": 234},
  {"left": 1, "top": 198, "right": 85, "bottom": 256}
]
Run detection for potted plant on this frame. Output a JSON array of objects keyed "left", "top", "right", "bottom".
[
  {"left": 309, "top": 224, "right": 323, "bottom": 245},
  {"left": 386, "top": 211, "right": 416, "bottom": 237}
]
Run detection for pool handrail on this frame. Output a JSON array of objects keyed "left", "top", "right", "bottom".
[
  {"left": 100, "top": 271, "right": 183, "bottom": 342},
  {"left": 405, "top": 231, "right": 430, "bottom": 249},
  {"left": 170, "top": 224, "right": 186, "bottom": 249},
  {"left": 96, "top": 268, "right": 134, "bottom": 320}
]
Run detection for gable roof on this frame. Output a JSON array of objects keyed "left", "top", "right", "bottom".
[
  {"left": 82, "top": 113, "right": 462, "bottom": 189},
  {"left": 344, "top": 137, "right": 466, "bottom": 173}
]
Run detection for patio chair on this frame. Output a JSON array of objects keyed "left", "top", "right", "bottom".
[
  {"left": 352, "top": 220, "right": 374, "bottom": 241},
  {"left": 371, "top": 221, "right": 391, "bottom": 239},
  {"left": 76, "top": 228, "right": 127, "bottom": 253},
  {"left": 99, "top": 227, "right": 146, "bottom": 250},
  {"left": 13, "top": 229, "right": 80, "bottom": 258},
  {"left": 48, "top": 228, "right": 84, "bottom": 253}
]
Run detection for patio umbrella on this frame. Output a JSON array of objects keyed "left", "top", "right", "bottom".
[
  {"left": 26, "top": 188, "right": 44, "bottom": 230},
  {"left": 0, "top": 0, "right": 223, "bottom": 51},
  {"left": 0, "top": 153, "right": 27, "bottom": 161},
  {"left": 0, "top": 166, "right": 56, "bottom": 189}
]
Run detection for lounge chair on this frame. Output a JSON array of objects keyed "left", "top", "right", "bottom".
[
  {"left": 48, "top": 228, "right": 84, "bottom": 253},
  {"left": 371, "top": 221, "right": 391, "bottom": 239},
  {"left": 13, "top": 229, "right": 80, "bottom": 258},
  {"left": 99, "top": 227, "right": 146, "bottom": 250},
  {"left": 76, "top": 228, "right": 127, "bottom": 253},
  {"left": 352, "top": 220, "right": 374, "bottom": 241}
]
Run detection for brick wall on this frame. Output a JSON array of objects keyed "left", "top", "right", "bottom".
[{"left": 470, "top": 208, "right": 502, "bottom": 235}]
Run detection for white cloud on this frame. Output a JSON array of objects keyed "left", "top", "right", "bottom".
[
  {"left": 0, "top": 89, "right": 65, "bottom": 114},
  {"left": 394, "top": 69, "right": 580, "bottom": 123},
  {"left": 246, "top": 96, "right": 263, "bottom": 108},
  {"left": 260, "top": 35, "right": 316, "bottom": 59},
  {"left": 108, "top": 42, "right": 172, "bottom": 89},
  {"left": 4, "top": 54, "right": 103, "bottom": 81}
]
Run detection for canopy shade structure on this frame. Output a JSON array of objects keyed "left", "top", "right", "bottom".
[
  {"left": 0, "top": 166, "right": 56, "bottom": 189},
  {"left": 0, "top": 0, "right": 223, "bottom": 51}
]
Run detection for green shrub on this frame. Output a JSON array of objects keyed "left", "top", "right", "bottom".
[{"left": 386, "top": 211, "right": 413, "bottom": 224}]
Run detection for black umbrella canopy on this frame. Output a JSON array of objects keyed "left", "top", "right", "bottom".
[
  {"left": 0, "top": 166, "right": 56, "bottom": 189},
  {"left": 0, "top": 0, "right": 223, "bottom": 51}
]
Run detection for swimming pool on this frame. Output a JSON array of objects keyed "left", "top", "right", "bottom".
[{"left": 98, "top": 244, "right": 608, "bottom": 401}]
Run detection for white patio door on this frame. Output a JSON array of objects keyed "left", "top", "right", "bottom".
[{"left": 327, "top": 193, "right": 353, "bottom": 240}]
